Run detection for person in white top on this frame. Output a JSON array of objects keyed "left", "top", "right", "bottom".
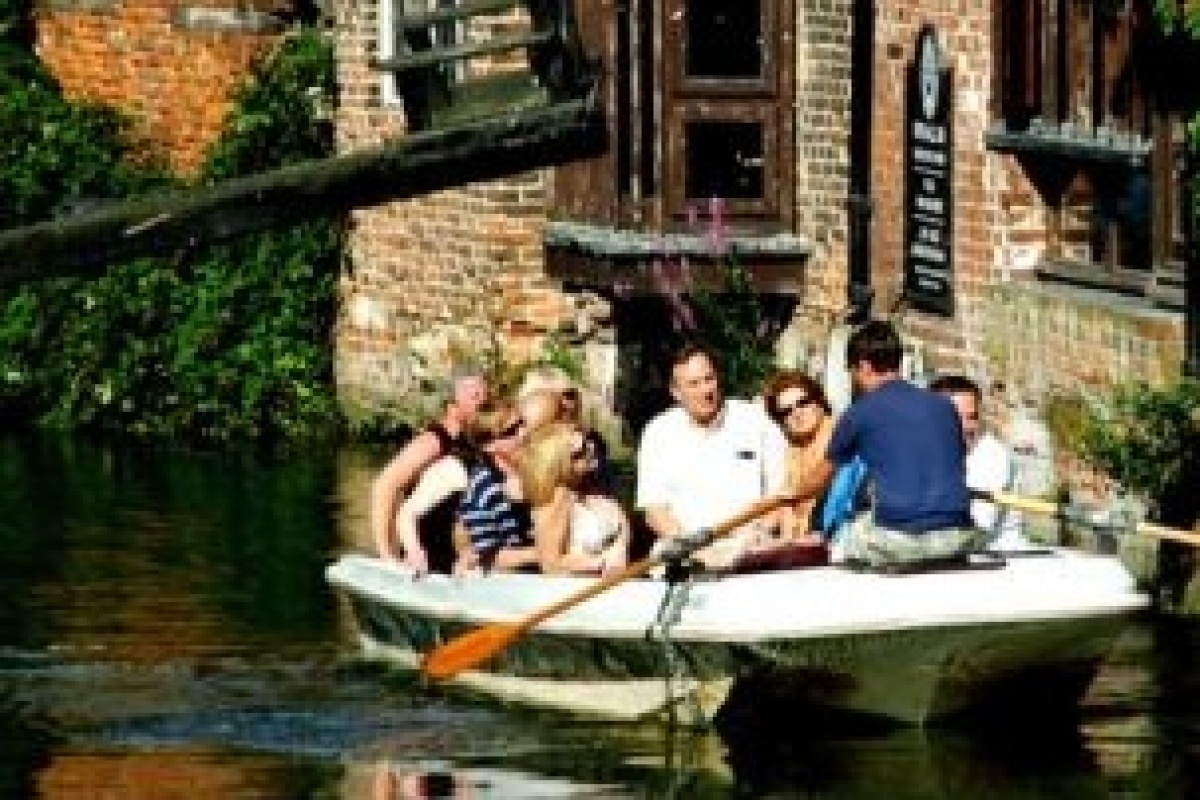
[
  {"left": 636, "top": 343, "right": 788, "bottom": 568},
  {"left": 520, "top": 421, "right": 630, "bottom": 575},
  {"left": 929, "top": 374, "right": 1029, "bottom": 549}
]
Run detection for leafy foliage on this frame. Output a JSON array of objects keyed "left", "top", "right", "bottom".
[
  {"left": 0, "top": 27, "right": 343, "bottom": 442},
  {"left": 687, "top": 254, "right": 778, "bottom": 399},
  {"left": 0, "top": 0, "right": 170, "bottom": 229},
  {"left": 1075, "top": 379, "right": 1200, "bottom": 525},
  {"left": 1153, "top": 0, "right": 1200, "bottom": 36},
  {"left": 203, "top": 32, "right": 335, "bottom": 181}
]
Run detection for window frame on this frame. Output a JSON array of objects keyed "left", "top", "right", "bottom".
[
  {"left": 664, "top": 0, "right": 778, "bottom": 98},
  {"left": 664, "top": 101, "right": 782, "bottom": 220},
  {"left": 657, "top": 0, "right": 795, "bottom": 230},
  {"left": 991, "top": 0, "right": 1185, "bottom": 302}
]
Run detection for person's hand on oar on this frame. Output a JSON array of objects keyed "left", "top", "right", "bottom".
[{"left": 420, "top": 494, "right": 797, "bottom": 681}]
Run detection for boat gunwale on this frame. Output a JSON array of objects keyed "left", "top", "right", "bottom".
[{"left": 326, "top": 551, "right": 1151, "bottom": 644}]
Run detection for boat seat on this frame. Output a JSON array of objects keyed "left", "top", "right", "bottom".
[{"left": 843, "top": 550, "right": 1008, "bottom": 576}]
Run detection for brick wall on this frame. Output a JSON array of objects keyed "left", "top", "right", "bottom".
[
  {"left": 35, "top": 0, "right": 283, "bottom": 175},
  {"left": 333, "top": 0, "right": 572, "bottom": 423},
  {"left": 862, "top": 2, "right": 999, "bottom": 369},
  {"left": 791, "top": 0, "right": 854, "bottom": 320},
  {"left": 782, "top": 1, "right": 1188, "bottom": 487}
]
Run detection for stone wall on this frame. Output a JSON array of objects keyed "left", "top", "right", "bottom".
[
  {"left": 35, "top": 0, "right": 284, "bottom": 175},
  {"left": 330, "top": 0, "right": 1189, "bottom": 475},
  {"left": 781, "top": 1, "right": 1188, "bottom": 492},
  {"left": 332, "top": 0, "right": 575, "bottom": 424}
]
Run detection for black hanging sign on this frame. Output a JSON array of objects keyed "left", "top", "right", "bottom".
[{"left": 902, "top": 25, "right": 954, "bottom": 316}]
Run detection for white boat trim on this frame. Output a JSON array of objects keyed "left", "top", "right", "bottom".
[{"left": 328, "top": 546, "right": 1150, "bottom": 725}]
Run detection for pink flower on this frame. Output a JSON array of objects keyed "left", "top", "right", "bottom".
[
  {"left": 650, "top": 256, "right": 696, "bottom": 332},
  {"left": 706, "top": 196, "right": 729, "bottom": 255}
]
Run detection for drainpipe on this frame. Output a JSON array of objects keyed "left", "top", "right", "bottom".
[
  {"left": 846, "top": 0, "right": 875, "bottom": 324},
  {"left": 1186, "top": 148, "right": 1199, "bottom": 377}
]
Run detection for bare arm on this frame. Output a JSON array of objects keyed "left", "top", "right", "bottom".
[
  {"left": 641, "top": 503, "right": 684, "bottom": 540},
  {"left": 371, "top": 431, "right": 442, "bottom": 562},
  {"left": 532, "top": 488, "right": 584, "bottom": 574},
  {"left": 597, "top": 498, "right": 631, "bottom": 574},
  {"left": 491, "top": 544, "right": 541, "bottom": 571},
  {"left": 395, "top": 457, "right": 468, "bottom": 573},
  {"left": 791, "top": 457, "right": 836, "bottom": 506}
]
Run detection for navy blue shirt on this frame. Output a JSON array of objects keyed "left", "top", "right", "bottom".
[{"left": 826, "top": 379, "right": 971, "bottom": 532}]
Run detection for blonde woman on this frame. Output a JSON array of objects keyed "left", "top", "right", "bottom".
[{"left": 520, "top": 421, "right": 630, "bottom": 575}]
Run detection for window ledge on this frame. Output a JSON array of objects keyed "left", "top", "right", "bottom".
[
  {"left": 171, "top": 7, "right": 286, "bottom": 34},
  {"left": 1035, "top": 261, "right": 1151, "bottom": 297},
  {"left": 544, "top": 221, "right": 812, "bottom": 261},
  {"left": 1021, "top": 267, "right": 1181, "bottom": 323},
  {"left": 986, "top": 123, "right": 1151, "bottom": 167},
  {"left": 36, "top": 0, "right": 115, "bottom": 12},
  {"left": 543, "top": 222, "right": 812, "bottom": 294}
]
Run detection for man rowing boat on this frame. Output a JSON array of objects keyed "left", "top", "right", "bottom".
[{"left": 788, "top": 320, "right": 985, "bottom": 568}]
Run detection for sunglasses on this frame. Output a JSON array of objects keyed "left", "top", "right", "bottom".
[
  {"left": 570, "top": 437, "right": 593, "bottom": 461},
  {"left": 774, "top": 395, "right": 815, "bottom": 418},
  {"left": 496, "top": 418, "right": 525, "bottom": 440}
]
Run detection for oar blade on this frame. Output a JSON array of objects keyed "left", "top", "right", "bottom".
[{"left": 421, "top": 623, "right": 522, "bottom": 680}]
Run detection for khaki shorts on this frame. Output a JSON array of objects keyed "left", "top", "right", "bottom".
[{"left": 839, "top": 514, "right": 987, "bottom": 568}]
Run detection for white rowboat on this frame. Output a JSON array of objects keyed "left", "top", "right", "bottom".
[{"left": 326, "top": 547, "right": 1149, "bottom": 726}]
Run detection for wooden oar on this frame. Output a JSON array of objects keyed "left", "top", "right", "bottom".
[
  {"left": 420, "top": 494, "right": 792, "bottom": 680},
  {"left": 980, "top": 490, "right": 1200, "bottom": 548}
]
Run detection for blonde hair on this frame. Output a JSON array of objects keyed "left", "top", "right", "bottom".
[
  {"left": 517, "top": 388, "right": 563, "bottom": 436},
  {"left": 517, "top": 365, "right": 575, "bottom": 398},
  {"left": 518, "top": 421, "right": 580, "bottom": 506},
  {"left": 464, "top": 398, "right": 519, "bottom": 448}
]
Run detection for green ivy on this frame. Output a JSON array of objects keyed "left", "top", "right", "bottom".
[
  {"left": 1076, "top": 379, "right": 1200, "bottom": 526},
  {"left": 0, "top": 0, "right": 169, "bottom": 229},
  {"left": 684, "top": 254, "right": 777, "bottom": 399},
  {"left": 0, "top": 26, "right": 343, "bottom": 443},
  {"left": 1153, "top": 0, "right": 1200, "bottom": 36}
]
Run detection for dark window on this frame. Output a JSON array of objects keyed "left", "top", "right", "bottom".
[
  {"left": 685, "top": 0, "right": 764, "bottom": 80},
  {"left": 662, "top": 0, "right": 793, "bottom": 228},
  {"left": 561, "top": 0, "right": 794, "bottom": 232},
  {"left": 684, "top": 121, "right": 765, "bottom": 200}
]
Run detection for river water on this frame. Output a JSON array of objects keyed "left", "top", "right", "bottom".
[{"left": 1, "top": 433, "right": 1199, "bottom": 798}]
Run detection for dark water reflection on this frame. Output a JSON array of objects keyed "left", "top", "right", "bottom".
[{"left": 2, "top": 434, "right": 1199, "bottom": 798}]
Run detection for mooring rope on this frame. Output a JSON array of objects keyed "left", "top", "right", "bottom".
[{"left": 647, "top": 561, "right": 704, "bottom": 727}]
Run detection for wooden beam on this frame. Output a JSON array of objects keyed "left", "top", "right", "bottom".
[{"left": 0, "top": 99, "right": 605, "bottom": 283}]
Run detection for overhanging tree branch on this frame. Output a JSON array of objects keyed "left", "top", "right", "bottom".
[{"left": 0, "top": 98, "right": 605, "bottom": 283}]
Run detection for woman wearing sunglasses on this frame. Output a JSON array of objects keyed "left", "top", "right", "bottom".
[
  {"left": 519, "top": 421, "right": 630, "bottom": 576},
  {"left": 389, "top": 398, "right": 525, "bottom": 575},
  {"left": 762, "top": 369, "right": 838, "bottom": 541},
  {"left": 453, "top": 401, "right": 541, "bottom": 574}
]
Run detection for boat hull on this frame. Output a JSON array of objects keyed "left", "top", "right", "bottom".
[{"left": 328, "top": 550, "right": 1148, "bottom": 726}]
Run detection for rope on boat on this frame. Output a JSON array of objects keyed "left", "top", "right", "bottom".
[{"left": 648, "top": 561, "right": 704, "bottom": 726}]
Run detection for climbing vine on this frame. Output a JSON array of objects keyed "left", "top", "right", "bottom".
[{"left": 0, "top": 21, "right": 343, "bottom": 443}]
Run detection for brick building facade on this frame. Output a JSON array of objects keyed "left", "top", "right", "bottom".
[
  {"left": 332, "top": 0, "right": 583, "bottom": 424},
  {"left": 34, "top": 2, "right": 1190, "bottom": 470},
  {"left": 34, "top": 0, "right": 287, "bottom": 174},
  {"left": 333, "top": 1, "right": 1188, "bottom": 465}
]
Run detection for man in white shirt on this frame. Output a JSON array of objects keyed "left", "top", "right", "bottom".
[
  {"left": 636, "top": 343, "right": 788, "bottom": 567},
  {"left": 929, "top": 375, "right": 1029, "bottom": 549}
]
